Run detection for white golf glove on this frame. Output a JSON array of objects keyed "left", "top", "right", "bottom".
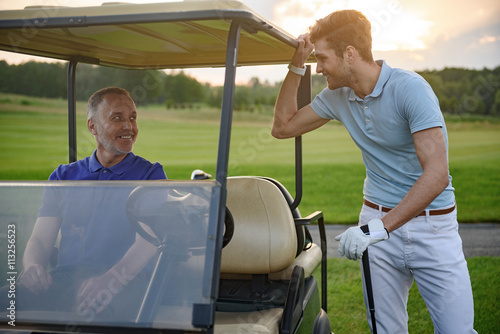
[{"left": 335, "top": 219, "right": 389, "bottom": 260}]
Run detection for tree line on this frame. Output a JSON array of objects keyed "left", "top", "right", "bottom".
[{"left": 1, "top": 60, "right": 499, "bottom": 115}]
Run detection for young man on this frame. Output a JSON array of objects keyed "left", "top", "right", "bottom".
[
  {"left": 272, "top": 10, "right": 476, "bottom": 334},
  {"left": 14, "top": 87, "right": 167, "bottom": 319}
]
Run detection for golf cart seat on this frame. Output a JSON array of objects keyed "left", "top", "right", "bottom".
[{"left": 215, "top": 176, "right": 323, "bottom": 334}]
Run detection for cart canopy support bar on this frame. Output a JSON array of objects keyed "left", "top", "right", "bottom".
[
  {"left": 67, "top": 55, "right": 99, "bottom": 163},
  {"left": 68, "top": 58, "right": 78, "bottom": 163},
  {"left": 290, "top": 65, "right": 312, "bottom": 211}
]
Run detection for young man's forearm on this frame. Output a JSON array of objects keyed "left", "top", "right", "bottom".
[
  {"left": 272, "top": 71, "right": 303, "bottom": 139},
  {"left": 381, "top": 168, "right": 449, "bottom": 232},
  {"left": 382, "top": 127, "right": 450, "bottom": 232}
]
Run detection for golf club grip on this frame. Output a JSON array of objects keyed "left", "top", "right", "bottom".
[{"left": 360, "top": 224, "right": 369, "bottom": 234}]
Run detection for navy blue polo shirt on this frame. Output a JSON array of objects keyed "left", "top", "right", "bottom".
[
  {"left": 40, "top": 151, "right": 166, "bottom": 269},
  {"left": 49, "top": 150, "right": 166, "bottom": 181}
]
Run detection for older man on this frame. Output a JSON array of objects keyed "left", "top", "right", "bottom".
[{"left": 14, "top": 87, "right": 166, "bottom": 319}]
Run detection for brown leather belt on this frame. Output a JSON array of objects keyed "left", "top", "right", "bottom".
[{"left": 363, "top": 199, "right": 456, "bottom": 216}]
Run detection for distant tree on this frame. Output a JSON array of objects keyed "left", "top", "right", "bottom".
[
  {"left": 312, "top": 74, "right": 327, "bottom": 96},
  {"left": 491, "top": 90, "right": 500, "bottom": 116},
  {"left": 418, "top": 66, "right": 500, "bottom": 115},
  {"left": 247, "top": 77, "right": 281, "bottom": 111},
  {"left": 233, "top": 85, "right": 252, "bottom": 111},
  {"left": 1, "top": 61, "right": 498, "bottom": 117},
  {"left": 0, "top": 60, "right": 11, "bottom": 93},
  {"left": 206, "top": 85, "right": 223, "bottom": 109},
  {"left": 0, "top": 61, "right": 67, "bottom": 98},
  {"left": 164, "top": 71, "right": 204, "bottom": 107},
  {"left": 75, "top": 64, "right": 166, "bottom": 104}
]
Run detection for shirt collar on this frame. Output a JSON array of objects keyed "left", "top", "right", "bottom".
[
  {"left": 370, "top": 60, "right": 391, "bottom": 98},
  {"left": 348, "top": 60, "right": 391, "bottom": 101},
  {"left": 89, "top": 150, "right": 135, "bottom": 175}
]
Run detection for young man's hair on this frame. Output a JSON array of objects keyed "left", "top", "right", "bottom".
[
  {"left": 87, "top": 87, "right": 132, "bottom": 120},
  {"left": 309, "top": 10, "right": 374, "bottom": 62}
]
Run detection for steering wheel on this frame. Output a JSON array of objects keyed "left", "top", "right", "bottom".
[{"left": 126, "top": 186, "right": 234, "bottom": 249}]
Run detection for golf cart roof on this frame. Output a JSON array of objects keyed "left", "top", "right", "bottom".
[{"left": 0, "top": 0, "right": 313, "bottom": 69}]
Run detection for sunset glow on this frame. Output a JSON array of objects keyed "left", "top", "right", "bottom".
[
  {"left": 274, "top": 0, "right": 433, "bottom": 51},
  {"left": 0, "top": 0, "right": 498, "bottom": 84}
]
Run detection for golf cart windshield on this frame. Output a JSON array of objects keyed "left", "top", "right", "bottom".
[{"left": 1, "top": 180, "right": 221, "bottom": 332}]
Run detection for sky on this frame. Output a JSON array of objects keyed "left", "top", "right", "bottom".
[{"left": 0, "top": 0, "right": 499, "bottom": 85}]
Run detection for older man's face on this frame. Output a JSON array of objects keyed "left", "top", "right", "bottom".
[{"left": 91, "top": 93, "right": 138, "bottom": 157}]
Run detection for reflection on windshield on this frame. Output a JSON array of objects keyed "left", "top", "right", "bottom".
[{"left": 0, "top": 181, "right": 217, "bottom": 330}]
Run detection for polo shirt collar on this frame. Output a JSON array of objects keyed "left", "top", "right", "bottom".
[
  {"left": 348, "top": 60, "right": 391, "bottom": 101},
  {"left": 89, "top": 150, "right": 135, "bottom": 175}
]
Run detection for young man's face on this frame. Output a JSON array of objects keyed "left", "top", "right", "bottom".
[
  {"left": 89, "top": 93, "right": 138, "bottom": 157},
  {"left": 314, "top": 38, "right": 352, "bottom": 91}
]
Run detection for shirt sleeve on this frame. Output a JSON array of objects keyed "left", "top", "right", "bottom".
[
  {"left": 400, "top": 76, "right": 444, "bottom": 134},
  {"left": 48, "top": 166, "right": 62, "bottom": 180},
  {"left": 310, "top": 88, "right": 340, "bottom": 121},
  {"left": 147, "top": 162, "right": 167, "bottom": 180},
  {"left": 38, "top": 167, "right": 64, "bottom": 216},
  {"left": 38, "top": 184, "right": 61, "bottom": 217}
]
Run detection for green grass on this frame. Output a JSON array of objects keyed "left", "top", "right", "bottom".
[
  {"left": 318, "top": 257, "right": 500, "bottom": 333},
  {"left": 2, "top": 93, "right": 498, "bottom": 223},
  {"left": 0, "top": 94, "right": 499, "bottom": 332}
]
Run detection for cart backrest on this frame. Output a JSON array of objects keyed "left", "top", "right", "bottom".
[{"left": 221, "top": 177, "right": 297, "bottom": 274}]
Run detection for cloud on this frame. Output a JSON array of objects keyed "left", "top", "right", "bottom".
[
  {"left": 479, "top": 35, "right": 499, "bottom": 44},
  {"left": 466, "top": 32, "right": 500, "bottom": 52},
  {"left": 375, "top": 22, "right": 500, "bottom": 71},
  {"left": 1, "top": 0, "right": 498, "bottom": 85},
  {"left": 391, "top": 0, "right": 500, "bottom": 47},
  {"left": 273, "top": 0, "right": 433, "bottom": 51}
]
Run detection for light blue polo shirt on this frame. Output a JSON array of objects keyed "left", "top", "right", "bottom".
[{"left": 310, "top": 60, "right": 455, "bottom": 209}]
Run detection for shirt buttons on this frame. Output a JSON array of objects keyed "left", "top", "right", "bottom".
[{"left": 366, "top": 118, "right": 370, "bottom": 123}]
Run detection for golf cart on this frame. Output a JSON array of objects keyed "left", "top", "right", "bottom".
[{"left": 0, "top": 2, "right": 331, "bottom": 333}]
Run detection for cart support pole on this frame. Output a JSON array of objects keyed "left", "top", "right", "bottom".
[
  {"left": 66, "top": 56, "right": 98, "bottom": 163},
  {"left": 68, "top": 58, "right": 78, "bottom": 163},
  {"left": 290, "top": 65, "right": 311, "bottom": 211},
  {"left": 208, "top": 20, "right": 242, "bottom": 331},
  {"left": 216, "top": 20, "right": 241, "bottom": 187}
]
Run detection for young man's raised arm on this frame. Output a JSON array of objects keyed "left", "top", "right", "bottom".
[{"left": 272, "top": 34, "right": 328, "bottom": 139}]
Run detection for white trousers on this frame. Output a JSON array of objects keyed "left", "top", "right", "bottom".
[{"left": 359, "top": 204, "right": 477, "bottom": 334}]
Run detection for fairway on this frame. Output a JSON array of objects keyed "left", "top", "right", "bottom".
[
  {"left": 317, "top": 256, "right": 500, "bottom": 333},
  {"left": 1, "top": 93, "right": 499, "bottom": 223},
  {"left": 1, "top": 94, "right": 499, "bottom": 333}
]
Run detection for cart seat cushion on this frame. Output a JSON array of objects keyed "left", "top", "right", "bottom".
[
  {"left": 219, "top": 242, "right": 321, "bottom": 281},
  {"left": 221, "top": 177, "right": 297, "bottom": 274},
  {"left": 214, "top": 308, "right": 282, "bottom": 334},
  {"left": 269, "top": 242, "right": 321, "bottom": 280}
]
